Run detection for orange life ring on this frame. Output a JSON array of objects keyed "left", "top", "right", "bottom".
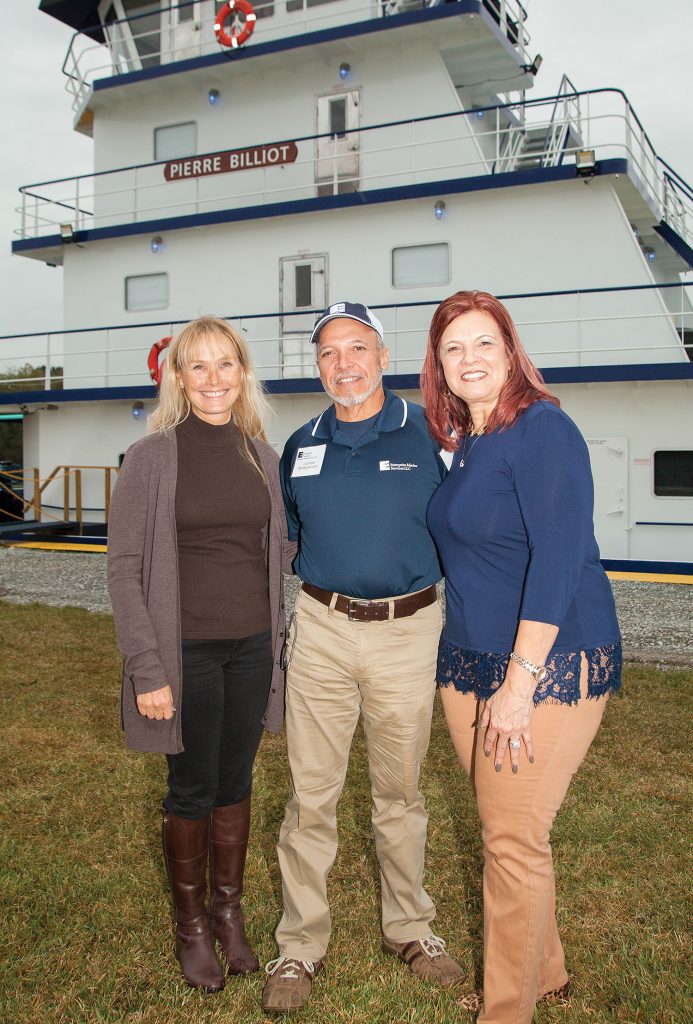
[
  {"left": 148, "top": 336, "right": 172, "bottom": 386},
  {"left": 214, "top": 1, "right": 256, "bottom": 49}
]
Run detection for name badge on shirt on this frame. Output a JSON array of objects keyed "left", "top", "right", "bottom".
[{"left": 291, "top": 444, "right": 327, "bottom": 477}]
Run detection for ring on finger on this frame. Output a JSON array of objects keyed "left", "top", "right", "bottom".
[{"left": 509, "top": 738, "right": 522, "bottom": 750}]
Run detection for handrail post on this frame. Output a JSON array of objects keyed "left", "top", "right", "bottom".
[
  {"left": 33, "top": 469, "right": 41, "bottom": 522},
  {"left": 63, "top": 467, "right": 70, "bottom": 522},
  {"left": 411, "top": 117, "right": 415, "bottom": 182},
  {"left": 75, "top": 469, "right": 83, "bottom": 534},
  {"left": 576, "top": 290, "right": 581, "bottom": 365},
  {"left": 105, "top": 467, "right": 112, "bottom": 526},
  {"left": 393, "top": 304, "right": 398, "bottom": 373},
  {"left": 681, "top": 281, "right": 686, "bottom": 357},
  {"left": 45, "top": 334, "right": 52, "bottom": 390},
  {"left": 624, "top": 100, "right": 632, "bottom": 170},
  {"left": 75, "top": 176, "right": 80, "bottom": 231}
]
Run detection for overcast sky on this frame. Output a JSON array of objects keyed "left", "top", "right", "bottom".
[{"left": 1, "top": 0, "right": 691, "bottom": 340}]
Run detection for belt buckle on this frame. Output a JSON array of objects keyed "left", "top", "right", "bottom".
[{"left": 347, "top": 598, "right": 372, "bottom": 621}]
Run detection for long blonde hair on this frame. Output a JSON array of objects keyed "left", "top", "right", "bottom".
[{"left": 148, "top": 316, "right": 271, "bottom": 478}]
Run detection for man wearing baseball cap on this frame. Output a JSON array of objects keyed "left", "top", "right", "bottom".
[{"left": 262, "top": 302, "right": 464, "bottom": 1013}]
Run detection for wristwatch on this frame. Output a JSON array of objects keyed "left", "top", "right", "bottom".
[{"left": 509, "top": 651, "right": 550, "bottom": 684}]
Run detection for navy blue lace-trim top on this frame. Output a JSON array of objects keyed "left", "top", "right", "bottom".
[
  {"left": 437, "top": 637, "right": 622, "bottom": 706},
  {"left": 426, "top": 402, "right": 621, "bottom": 657}
]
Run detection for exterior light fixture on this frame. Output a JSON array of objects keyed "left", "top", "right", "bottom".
[
  {"left": 150, "top": 235, "right": 164, "bottom": 254},
  {"left": 339, "top": 62, "right": 351, "bottom": 81},
  {"left": 208, "top": 88, "right": 221, "bottom": 105},
  {"left": 644, "top": 246, "right": 656, "bottom": 262},
  {"left": 131, "top": 401, "right": 145, "bottom": 420},
  {"left": 59, "top": 223, "right": 76, "bottom": 243},
  {"left": 575, "top": 149, "right": 597, "bottom": 178},
  {"left": 475, "top": 109, "right": 485, "bottom": 119},
  {"left": 522, "top": 54, "right": 542, "bottom": 75},
  {"left": 434, "top": 200, "right": 446, "bottom": 221}
]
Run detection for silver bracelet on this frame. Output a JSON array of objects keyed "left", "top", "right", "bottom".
[{"left": 509, "top": 651, "right": 549, "bottom": 684}]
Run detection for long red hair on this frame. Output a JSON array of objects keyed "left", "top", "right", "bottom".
[{"left": 420, "top": 290, "right": 558, "bottom": 451}]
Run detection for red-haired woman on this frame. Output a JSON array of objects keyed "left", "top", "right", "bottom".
[{"left": 422, "top": 291, "right": 621, "bottom": 1022}]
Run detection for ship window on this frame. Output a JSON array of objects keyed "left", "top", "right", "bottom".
[
  {"left": 250, "top": 0, "right": 274, "bottom": 18},
  {"left": 653, "top": 450, "right": 693, "bottom": 497},
  {"left": 287, "top": 0, "right": 341, "bottom": 11},
  {"left": 177, "top": 2, "right": 195, "bottom": 22},
  {"left": 217, "top": 0, "right": 273, "bottom": 19},
  {"left": 125, "top": 273, "right": 169, "bottom": 312},
  {"left": 295, "top": 264, "right": 313, "bottom": 308},
  {"left": 122, "top": 0, "right": 161, "bottom": 67},
  {"left": 329, "top": 98, "right": 347, "bottom": 139},
  {"left": 154, "top": 122, "right": 197, "bottom": 162},
  {"left": 392, "top": 243, "right": 450, "bottom": 288}
]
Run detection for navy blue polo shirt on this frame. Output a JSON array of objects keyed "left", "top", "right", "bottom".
[{"left": 280, "top": 390, "right": 446, "bottom": 599}]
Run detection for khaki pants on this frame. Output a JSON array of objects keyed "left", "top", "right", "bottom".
[
  {"left": 441, "top": 665, "right": 607, "bottom": 1024},
  {"left": 275, "top": 588, "right": 442, "bottom": 959}
]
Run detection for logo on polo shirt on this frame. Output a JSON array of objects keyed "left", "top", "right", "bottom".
[{"left": 379, "top": 460, "right": 418, "bottom": 471}]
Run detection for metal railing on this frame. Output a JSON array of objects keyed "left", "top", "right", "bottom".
[
  {"left": 1, "top": 283, "right": 690, "bottom": 392},
  {"left": 61, "top": 0, "right": 530, "bottom": 115},
  {"left": 15, "top": 89, "right": 693, "bottom": 252},
  {"left": 0, "top": 465, "right": 119, "bottom": 530}
]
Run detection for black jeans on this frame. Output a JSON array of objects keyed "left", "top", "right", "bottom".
[{"left": 165, "top": 630, "right": 273, "bottom": 819}]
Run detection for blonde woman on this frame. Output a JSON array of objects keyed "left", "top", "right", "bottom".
[{"left": 108, "top": 317, "right": 293, "bottom": 992}]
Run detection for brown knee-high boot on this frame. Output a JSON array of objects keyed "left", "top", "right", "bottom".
[
  {"left": 162, "top": 808, "right": 225, "bottom": 992},
  {"left": 210, "top": 796, "right": 259, "bottom": 974}
]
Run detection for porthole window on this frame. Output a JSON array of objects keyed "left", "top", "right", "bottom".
[
  {"left": 653, "top": 450, "right": 693, "bottom": 497},
  {"left": 392, "top": 242, "right": 450, "bottom": 288}
]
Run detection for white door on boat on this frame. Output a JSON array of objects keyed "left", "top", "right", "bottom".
[
  {"left": 586, "top": 436, "right": 630, "bottom": 560},
  {"left": 279, "top": 254, "right": 327, "bottom": 379},
  {"left": 316, "top": 91, "right": 360, "bottom": 195}
]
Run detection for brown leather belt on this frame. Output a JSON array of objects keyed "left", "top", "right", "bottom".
[{"left": 301, "top": 582, "right": 437, "bottom": 622}]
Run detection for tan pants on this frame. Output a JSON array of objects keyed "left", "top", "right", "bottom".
[
  {"left": 275, "top": 588, "right": 442, "bottom": 959},
  {"left": 441, "top": 667, "right": 607, "bottom": 1024}
]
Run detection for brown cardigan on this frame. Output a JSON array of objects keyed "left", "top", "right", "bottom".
[{"left": 107, "top": 428, "right": 295, "bottom": 754}]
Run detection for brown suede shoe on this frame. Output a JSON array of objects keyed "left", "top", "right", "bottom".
[
  {"left": 262, "top": 956, "right": 323, "bottom": 1014},
  {"left": 382, "top": 934, "right": 465, "bottom": 988},
  {"left": 459, "top": 980, "right": 571, "bottom": 1015}
]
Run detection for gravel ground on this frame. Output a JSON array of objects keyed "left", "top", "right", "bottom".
[{"left": 0, "top": 546, "right": 690, "bottom": 666}]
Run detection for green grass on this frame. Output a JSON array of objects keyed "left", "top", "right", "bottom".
[{"left": 0, "top": 601, "right": 691, "bottom": 1024}]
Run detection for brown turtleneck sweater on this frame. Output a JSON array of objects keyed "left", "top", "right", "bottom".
[{"left": 175, "top": 412, "right": 271, "bottom": 639}]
